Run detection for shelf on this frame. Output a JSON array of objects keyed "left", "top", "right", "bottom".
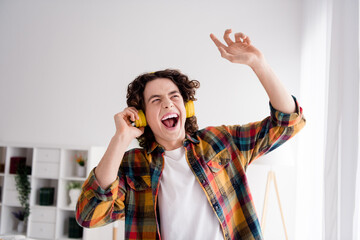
[
  {"left": 32, "top": 176, "right": 58, "bottom": 180},
  {"left": 61, "top": 150, "right": 88, "bottom": 179},
  {"left": 0, "top": 144, "right": 106, "bottom": 240},
  {"left": 58, "top": 179, "right": 83, "bottom": 210},
  {"left": 56, "top": 210, "right": 83, "bottom": 239},
  {"left": 3, "top": 175, "right": 22, "bottom": 206},
  {"left": 61, "top": 176, "right": 86, "bottom": 181},
  {"left": 31, "top": 205, "right": 56, "bottom": 210},
  {"left": 0, "top": 232, "right": 27, "bottom": 237},
  {"left": 59, "top": 206, "right": 77, "bottom": 211},
  {"left": 29, "top": 178, "right": 57, "bottom": 208},
  {"left": 2, "top": 203, "right": 21, "bottom": 207},
  {"left": 58, "top": 237, "right": 82, "bottom": 240},
  {"left": 1, "top": 205, "right": 25, "bottom": 234},
  {"left": 7, "top": 173, "right": 32, "bottom": 177},
  {"left": 6, "top": 147, "right": 33, "bottom": 176}
]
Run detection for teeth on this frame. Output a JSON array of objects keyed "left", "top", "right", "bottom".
[{"left": 161, "top": 113, "right": 178, "bottom": 121}]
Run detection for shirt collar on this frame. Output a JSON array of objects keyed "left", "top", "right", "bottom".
[
  {"left": 185, "top": 133, "right": 200, "bottom": 144},
  {"left": 146, "top": 134, "right": 199, "bottom": 154}
]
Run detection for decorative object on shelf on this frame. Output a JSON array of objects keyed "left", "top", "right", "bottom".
[
  {"left": 10, "top": 157, "right": 26, "bottom": 174},
  {"left": 67, "top": 181, "right": 82, "bottom": 208},
  {"left": 39, "top": 187, "right": 55, "bottom": 206},
  {"left": 11, "top": 210, "right": 26, "bottom": 233},
  {"left": 75, "top": 153, "right": 86, "bottom": 177},
  {"left": 68, "top": 217, "right": 83, "bottom": 238},
  {"left": 14, "top": 162, "right": 31, "bottom": 223}
]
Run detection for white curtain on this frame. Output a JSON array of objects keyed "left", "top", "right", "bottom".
[
  {"left": 295, "top": 0, "right": 328, "bottom": 239},
  {"left": 324, "top": 0, "right": 359, "bottom": 239},
  {"left": 297, "top": 0, "right": 359, "bottom": 239}
]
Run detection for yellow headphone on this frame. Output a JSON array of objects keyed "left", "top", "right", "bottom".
[{"left": 134, "top": 100, "right": 195, "bottom": 128}]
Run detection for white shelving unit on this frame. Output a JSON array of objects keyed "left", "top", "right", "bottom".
[{"left": 0, "top": 143, "right": 106, "bottom": 240}]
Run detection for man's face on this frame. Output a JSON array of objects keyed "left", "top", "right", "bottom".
[{"left": 143, "top": 78, "right": 186, "bottom": 150}]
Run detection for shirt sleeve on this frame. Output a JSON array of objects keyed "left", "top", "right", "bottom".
[
  {"left": 223, "top": 95, "right": 306, "bottom": 168},
  {"left": 75, "top": 167, "right": 126, "bottom": 228}
]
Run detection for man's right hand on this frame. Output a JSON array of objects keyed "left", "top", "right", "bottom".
[
  {"left": 114, "top": 107, "right": 145, "bottom": 140},
  {"left": 94, "top": 107, "right": 145, "bottom": 190}
]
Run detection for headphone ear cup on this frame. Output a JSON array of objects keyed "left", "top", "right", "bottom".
[
  {"left": 185, "top": 100, "right": 195, "bottom": 118},
  {"left": 135, "top": 110, "right": 147, "bottom": 128}
]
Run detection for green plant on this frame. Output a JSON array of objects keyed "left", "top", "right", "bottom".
[
  {"left": 67, "top": 181, "right": 82, "bottom": 190},
  {"left": 15, "top": 163, "right": 31, "bottom": 222}
]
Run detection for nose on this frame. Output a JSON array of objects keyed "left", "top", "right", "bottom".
[{"left": 162, "top": 98, "right": 173, "bottom": 109}]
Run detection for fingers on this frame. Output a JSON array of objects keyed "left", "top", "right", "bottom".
[
  {"left": 223, "top": 29, "right": 234, "bottom": 46},
  {"left": 113, "top": 107, "right": 145, "bottom": 138},
  {"left": 114, "top": 107, "right": 139, "bottom": 124},
  {"left": 210, "top": 28, "right": 233, "bottom": 47},
  {"left": 210, "top": 33, "right": 227, "bottom": 49},
  {"left": 235, "top": 32, "right": 251, "bottom": 44},
  {"left": 234, "top": 32, "right": 245, "bottom": 43},
  {"left": 244, "top": 35, "right": 251, "bottom": 44},
  {"left": 211, "top": 29, "right": 251, "bottom": 47},
  {"left": 126, "top": 107, "right": 139, "bottom": 122}
]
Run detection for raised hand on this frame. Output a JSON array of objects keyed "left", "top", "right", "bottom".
[
  {"left": 114, "top": 107, "right": 144, "bottom": 140},
  {"left": 210, "top": 29, "right": 263, "bottom": 67}
]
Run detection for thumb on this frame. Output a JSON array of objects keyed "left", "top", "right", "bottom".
[
  {"left": 218, "top": 47, "right": 227, "bottom": 57},
  {"left": 135, "top": 127, "right": 145, "bottom": 137},
  {"left": 139, "top": 127, "right": 145, "bottom": 134},
  {"left": 218, "top": 47, "right": 231, "bottom": 59}
]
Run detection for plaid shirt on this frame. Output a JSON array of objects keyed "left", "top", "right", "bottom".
[{"left": 76, "top": 96, "right": 305, "bottom": 240}]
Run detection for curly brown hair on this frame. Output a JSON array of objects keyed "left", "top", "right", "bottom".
[{"left": 126, "top": 69, "right": 200, "bottom": 149}]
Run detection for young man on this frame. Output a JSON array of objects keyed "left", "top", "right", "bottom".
[{"left": 76, "top": 29, "right": 306, "bottom": 240}]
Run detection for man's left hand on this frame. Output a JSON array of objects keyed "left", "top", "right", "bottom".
[{"left": 210, "top": 29, "right": 263, "bottom": 68}]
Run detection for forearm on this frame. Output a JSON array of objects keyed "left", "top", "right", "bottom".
[
  {"left": 95, "top": 133, "right": 132, "bottom": 189},
  {"left": 250, "top": 55, "right": 296, "bottom": 114},
  {"left": 76, "top": 169, "right": 126, "bottom": 227}
]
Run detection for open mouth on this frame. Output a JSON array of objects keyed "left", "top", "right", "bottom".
[{"left": 161, "top": 113, "right": 179, "bottom": 128}]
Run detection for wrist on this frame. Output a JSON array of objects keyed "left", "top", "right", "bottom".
[
  {"left": 113, "top": 132, "right": 133, "bottom": 146},
  {"left": 249, "top": 51, "right": 267, "bottom": 71}
]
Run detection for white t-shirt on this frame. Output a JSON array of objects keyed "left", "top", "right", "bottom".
[{"left": 158, "top": 147, "right": 224, "bottom": 240}]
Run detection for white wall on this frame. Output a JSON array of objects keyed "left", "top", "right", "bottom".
[{"left": 0, "top": 0, "right": 303, "bottom": 239}]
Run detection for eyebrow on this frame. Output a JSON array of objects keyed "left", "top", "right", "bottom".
[{"left": 147, "top": 90, "right": 180, "bottom": 103}]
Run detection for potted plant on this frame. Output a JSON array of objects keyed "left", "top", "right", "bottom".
[
  {"left": 13, "top": 162, "right": 31, "bottom": 233},
  {"left": 67, "top": 181, "right": 82, "bottom": 208},
  {"left": 12, "top": 210, "right": 26, "bottom": 232},
  {"left": 75, "top": 153, "right": 86, "bottom": 177}
]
